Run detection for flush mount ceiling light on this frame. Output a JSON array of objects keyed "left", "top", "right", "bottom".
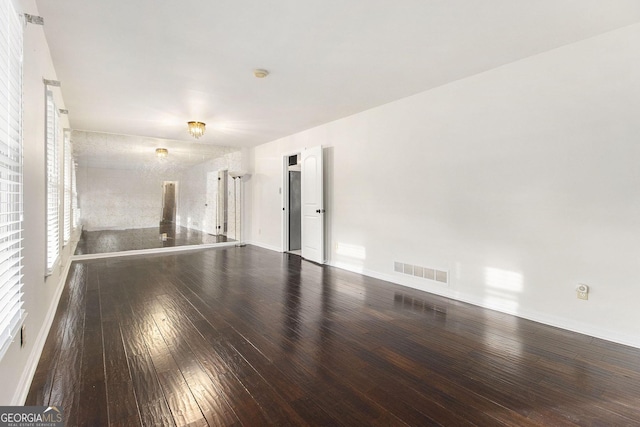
[
  {"left": 187, "top": 121, "right": 206, "bottom": 139},
  {"left": 156, "top": 148, "right": 168, "bottom": 158},
  {"left": 253, "top": 69, "right": 269, "bottom": 78}
]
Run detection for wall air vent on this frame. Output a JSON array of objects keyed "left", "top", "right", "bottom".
[{"left": 394, "top": 261, "right": 448, "bottom": 285}]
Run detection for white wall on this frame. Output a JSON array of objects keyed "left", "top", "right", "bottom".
[
  {"left": 177, "top": 151, "right": 241, "bottom": 236},
  {"left": 0, "top": 0, "right": 79, "bottom": 405},
  {"left": 249, "top": 23, "right": 640, "bottom": 348}
]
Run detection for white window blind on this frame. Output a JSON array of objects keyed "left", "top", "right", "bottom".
[
  {"left": 0, "top": 0, "right": 25, "bottom": 360},
  {"left": 63, "top": 131, "right": 71, "bottom": 244},
  {"left": 46, "top": 90, "right": 59, "bottom": 272}
]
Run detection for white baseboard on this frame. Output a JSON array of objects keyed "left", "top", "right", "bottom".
[
  {"left": 12, "top": 239, "right": 79, "bottom": 405},
  {"left": 451, "top": 293, "right": 640, "bottom": 350},
  {"left": 14, "top": 241, "right": 637, "bottom": 406},
  {"left": 245, "top": 240, "right": 282, "bottom": 253},
  {"left": 328, "top": 260, "right": 640, "bottom": 350}
]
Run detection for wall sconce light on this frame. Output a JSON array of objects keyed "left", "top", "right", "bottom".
[{"left": 156, "top": 148, "right": 168, "bottom": 158}]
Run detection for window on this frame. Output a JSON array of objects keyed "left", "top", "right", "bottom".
[
  {"left": 63, "top": 130, "right": 71, "bottom": 244},
  {"left": 46, "top": 90, "right": 60, "bottom": 272},
  {"left": 0, "top": 0, "right": 24, "bottom": 360},
  {"left": 72, "top": 159, "right": 78, "bottom": 230}
]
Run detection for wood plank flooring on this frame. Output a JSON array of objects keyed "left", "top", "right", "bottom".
[
  {"left": 74, "top": 226, "right": 232, "bottom": 255},
  {"left": 27, "top": 245, "right": 640, "bottom": 426}
]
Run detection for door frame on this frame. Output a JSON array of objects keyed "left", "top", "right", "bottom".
[
  {"left": 217, "top": 169, "right": 229, "bottom": 236},
  {"left": 281, "top": 147, "right": 325, "bottom": 263},
  {"left": 281, "top": 151, "right": 301, "bottom": 253}
]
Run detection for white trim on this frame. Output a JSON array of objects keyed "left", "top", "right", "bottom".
[
  {"left": 45, "top": 90, "right": 60, "bottom": 272},
  {"left": 63, "top": 130, "right": 72, "bottom": 244},
  {"left": 220, "top": 240, "right": 640, "bottom": 349},
  {"left": 328, "top": 260, "right": 640, "bottom": 350},
  {"left": 70, "top": 241, "right": 237, "bottom": 261},
  {"left": 281, "top": 154, "right": 290, "bottom": 252},
  {"left": 281, "top": 150, "right": 302, "bottom": 253},
  {"left": 246, "top": 240, "right": 282, "bottom": 253},
  {"left": 18, "top": 240, "right": 638, "bottom": 406}
]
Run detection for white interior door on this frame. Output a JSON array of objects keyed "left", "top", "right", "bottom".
[{"left": 301, "top": 146, "right": 324, "bottom": 263}]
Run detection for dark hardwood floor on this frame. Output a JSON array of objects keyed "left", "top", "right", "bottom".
[
  {"left": 74, "top": 226, "right": 232, "bottom": 255},
  {"left": 27, "top": 246, "right": 640, "bottom": 426}
]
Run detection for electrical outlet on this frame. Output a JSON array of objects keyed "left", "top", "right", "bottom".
[{"left": 576, "top": 284, "right": 589, "bottom": 300}]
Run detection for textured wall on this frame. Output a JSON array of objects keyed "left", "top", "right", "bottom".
[
  {"left": 76, "top": 152, "right": 243, "bottom": 233},
  {"left": 178, "top": 151, "right": 242, "bottom": 237},
  {"left": 76, "top": 166, "right": 176, "bottom": 231},
  {"left": 73, "top": 131, "right": 242, "bottom": 232}
]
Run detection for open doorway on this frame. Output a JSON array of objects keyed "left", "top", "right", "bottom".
[
  {"left": 282, "top": 147, "right": 325, "bottom": 263},
  {"left": 217, "top": 169, "right": 229, "bottom": 236},
  {"left": 287, "top": 154, "right": 302, "bottom": 255},
  {"left": 160, "top": 181, "right": 177, "bottom": 243},
  {"left": 161, "top": 181, "right": 177, "bottom": 224}
]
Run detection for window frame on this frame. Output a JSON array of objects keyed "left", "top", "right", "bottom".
[
  {"left": 45, "top": 89, "right": 60, "bottom": 274},
  {"left": 63, "top": 129, "right": 71, "bottom": 244}
]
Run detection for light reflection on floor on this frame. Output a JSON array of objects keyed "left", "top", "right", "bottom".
[
  {"left": 75, "top": 225, "right": 233, "bottom": 255},
  {"left": 393, "top": 292, "right": 448, "bottom": 318}
]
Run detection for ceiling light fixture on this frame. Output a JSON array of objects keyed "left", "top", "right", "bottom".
[
  {"left": 156, "top": 148, "right": 168, "bottom": 158},
  {"left": 187, "top": 121, "right": 206, "bottom": 139},
  {"left": 253, "top": 69, "right": 269, "bottom": 78}
]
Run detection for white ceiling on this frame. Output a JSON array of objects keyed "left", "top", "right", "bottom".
[{"left": 37, "top": 0, "right": 640, "bottom": 150}]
